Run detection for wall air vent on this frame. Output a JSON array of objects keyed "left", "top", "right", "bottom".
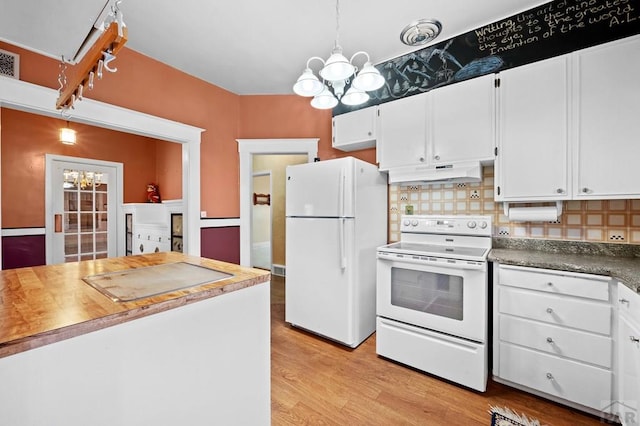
[
  {"left": 0, "top": 49, "right": 19, "bottom": 79},
  {"left": 272, "top": 264, "right": 286, "bottom": 277}
]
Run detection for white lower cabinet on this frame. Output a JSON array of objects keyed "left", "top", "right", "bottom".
[
  {"left": 494, "top": 264, "right": 614, "bottom": 415},
  {"left": 617, "top": 282, "right": 640, "bottom": 426}
]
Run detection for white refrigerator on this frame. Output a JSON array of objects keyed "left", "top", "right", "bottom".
[{"left": 285, "top": 156, "right": 387, "bottom": 348}]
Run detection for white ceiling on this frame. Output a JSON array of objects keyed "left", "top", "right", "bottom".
[{"left": 0, "top": 0, "right": 551, "bottom": 95}]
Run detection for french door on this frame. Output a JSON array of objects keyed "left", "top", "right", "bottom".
[{"left": 46, "top": 155, "right": 123, "bottom": 264}]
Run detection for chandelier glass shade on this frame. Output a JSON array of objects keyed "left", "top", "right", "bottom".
[{"left": 293, "top": 0, "right": 385, "bottom": 109}]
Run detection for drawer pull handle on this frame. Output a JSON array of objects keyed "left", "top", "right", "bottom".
[
  {"left": 546, "top": 373, "right": 554, "bottom": 380},
  {"left": 631, "top": 336, "right": 640, "bottom": 343},
  {"left": 619, "top": 298, "right": 629, "bottom": 305},
  {"left": 546, "top": 337, "right": 554, "bottom": 344},
  {"left": 546, "top": 307, "right": 553, "bottom": 314}
]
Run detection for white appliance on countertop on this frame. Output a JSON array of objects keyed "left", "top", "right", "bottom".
[
  {"left": 285, "top": 157, "right": 387, "bottom": 348},
  {"left": 376, "top": 214, "right": 492, "bottom": 391}
]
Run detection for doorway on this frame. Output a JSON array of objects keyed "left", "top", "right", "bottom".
[
  {"left": 251, "top": 154, "right": 309, "bottom": 274},
  {"left": 237, "top": 139, "right": 318, "bottom": 267},
  {"left": 0, "top": 77, "right": 203, "bottom": 269},
  {"left": 45, "top": 155, "right": 123, "bottom": 264}
]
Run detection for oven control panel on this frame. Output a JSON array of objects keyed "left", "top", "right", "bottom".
[{"left": 400, "top": 215, "right": 492, "bottom": 236}]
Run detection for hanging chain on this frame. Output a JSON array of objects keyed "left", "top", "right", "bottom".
[
  {"left": 335, "top": 0, "right": 340, "bottom": 48},
  {"left": 57, "top": 56, "right": 67, "bottom": 95},
  {"left": 58, "top": 56, "right": 72, "bottom": 116}
]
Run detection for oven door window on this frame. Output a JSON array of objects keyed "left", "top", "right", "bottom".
[{"left": 390, "top": 267, "right": 463, "bottom": 321}]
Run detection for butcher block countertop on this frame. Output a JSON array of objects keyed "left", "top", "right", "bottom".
[
  {"left": 489, "top": 238, "right": 640, "bottom": 292},
  {"left": 0, "top": 252, "right": 270, "bottom": 359}
]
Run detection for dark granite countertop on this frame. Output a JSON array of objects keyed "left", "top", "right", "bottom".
[{"left": 489, "top": 238, "right": 640, "bottom": 293}]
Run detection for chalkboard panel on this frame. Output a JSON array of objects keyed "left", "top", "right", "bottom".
[{"left": 333, "top": 0, "right": 640, "bottom": 115}]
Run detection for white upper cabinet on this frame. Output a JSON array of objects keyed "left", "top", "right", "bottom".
[
  {"left": 332, "top": 106, "right": 377, "bottom": 152},
  {"left": 573, "top": 36, "right": 640, "bottom": 200},
  {"left": 377, "top": 93, "right": 428, "bottom": 170},
  {"left": 495, "top": 34, "right": 640, "bottom": 202},
  {"left": 429, "top": 73, "right": 496, "bottom": 165},
  {"left": 495, "top": 55, "right": 571, "bottom": 201}
]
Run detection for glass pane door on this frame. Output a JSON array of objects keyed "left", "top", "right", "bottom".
[{"left": 62, "top": 169, "right": 109, "bottom": 262}]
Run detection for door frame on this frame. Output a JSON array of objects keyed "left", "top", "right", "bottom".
[
  {"left": 45, "top": 154, "right": 124, "bottom": 264},
  {"left": 237, "top": 139, "right": 318, "bottom": 267},
  {"left": 0, "top": 77, "right": 203, "bottom": 269}
]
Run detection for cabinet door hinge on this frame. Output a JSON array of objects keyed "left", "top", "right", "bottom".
[
  {"left": 494, "top": 147, "right": 498, "bottom": 156},
  {"left": 494, "top": 78, "right": 501, "bottom": 88}
]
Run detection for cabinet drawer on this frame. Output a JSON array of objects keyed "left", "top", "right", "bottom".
[
  {"left": 618, "top": 283, "right": 640, "bottom": 328},
  {"left": 499, "top": 314, "right": 612, "bottom": 368},
  {"left": 499, "top": 287, "right": 611, "bottom": 335},
  {"left": 498, "top": 343, "right": 611, "bottom": 411},
  {"left": 499, "top": 265, "right": 610, "bottom": 301}
]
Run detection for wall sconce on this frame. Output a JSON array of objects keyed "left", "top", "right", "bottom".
[{"left": 59, "top": 121, "right": 77, "bottom": 145}]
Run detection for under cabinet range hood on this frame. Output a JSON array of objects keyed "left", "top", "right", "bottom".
[{"left": 386, "top": 161, "right": 483, "bottom": 184}]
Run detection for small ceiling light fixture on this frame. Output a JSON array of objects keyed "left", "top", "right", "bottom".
[
  {"left": 400, "top": 19, "right": 443, "bottom": 47},
  {"left": 293, "top": 0, "right": 385, "bottom": 109},
  {"left": 59, "top": 120, "right": 77, "bottom": 145}
]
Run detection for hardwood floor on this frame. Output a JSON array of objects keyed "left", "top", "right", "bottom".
[{"left": 270, "top": 276, "right": 610, "bottom": 425}]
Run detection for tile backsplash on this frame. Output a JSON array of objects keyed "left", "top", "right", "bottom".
[{"left": 388, "top": 166, "right": 640, "bottom": 244}]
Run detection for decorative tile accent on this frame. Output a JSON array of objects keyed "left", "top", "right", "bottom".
[
  {"left": 388, "top": 166, "right": 640, "bottom": 245},
  {"left": 608, "top": 230, "right": 626, "bottom": 241}
]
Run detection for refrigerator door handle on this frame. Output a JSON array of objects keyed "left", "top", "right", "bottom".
[
  {"left": 339, "top": 167, "right": 345, "bottom": 218},
  {"left": 340, "top": 218, "right": 347, "bottom": 270}
]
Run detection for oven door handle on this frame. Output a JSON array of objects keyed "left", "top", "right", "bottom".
[{"left": 376, "top": 252, "right": 486, "bottom": 271}]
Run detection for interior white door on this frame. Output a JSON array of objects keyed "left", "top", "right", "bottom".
[
  {"left": 251, "top": 172, "right": 271, "bottom": 270},
  {"left": 51, "top": 160, "right": 118, "bottom": 264},
  {"left": 285, "top": 217, "right": 355, "bottom": 345},
  {"left": 285, "top": 158, "right": 354, "bottom": 218}
]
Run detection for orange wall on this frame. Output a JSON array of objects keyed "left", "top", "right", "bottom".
[
  {"left": 155, "top": 140, "right": 182, "bottom": 201},
  {"left": 1, "top": 108, "right": 180, "bottom": 227},
  {"left": 0, "top": 41, "right": 377, "bottom": 224},
  {"left": 0, "top": 41, "right": 240, "bottom": 218},
  {"left": 238, "top": 95, "right": 377, "bottom": 165}
]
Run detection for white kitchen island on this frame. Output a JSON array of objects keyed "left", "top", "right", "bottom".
[{"left": 0, "top": 252, "right": 271, "bottom": 426}]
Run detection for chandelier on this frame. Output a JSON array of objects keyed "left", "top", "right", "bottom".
[
  {"left": 63, "top": 169, "right": 103, "bottom": 190},
  {"left": 293, "top": 0, "right": 385, "bottom": 109}
]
